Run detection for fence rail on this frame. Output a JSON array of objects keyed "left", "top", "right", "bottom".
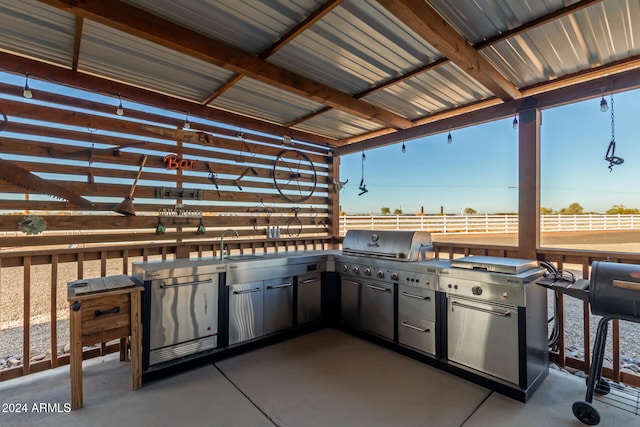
[{"left": 340, "top": 214, "right": 640, "bottom": 235}]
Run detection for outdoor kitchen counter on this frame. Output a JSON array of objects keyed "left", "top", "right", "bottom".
[{"left": 131, "top": 250, "right": 338, "bottom": 281}]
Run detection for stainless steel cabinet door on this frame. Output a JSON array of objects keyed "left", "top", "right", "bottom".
[
  {"left": 229, "top": 281, "right": 264, "bottom": 345},
  {"left": 447, "top": 296, "right": 519, "bottom": 384},
  {"left": 149, "top": 275, "right": 218, "bottom": 350},
  {"left": 341, "top": 278, "right": 364, "bottom": 328},
  {"left": 264, "top": 277, "right": 293, "bottom": 334},
  {"left": 364, "top": 281, "right": 394, "bottom": 340},
  {"left": 297, "top": 273, "right": 322, "bottom": 325}
]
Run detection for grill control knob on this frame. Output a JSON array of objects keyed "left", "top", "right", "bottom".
[
  {"left": 472, "top": 286, "right": 483, "bottom": 296},
  {"left": 352, "top": 266, "right": 360, "bottom": 274},
  {"left": 377, "top": 270, "right": 385, "bottom": 279},
  {"left": 342, "top": 264, "right": 349, "bottom": 272},
  {"left": 390, "top": 272, "right": 399, "bottom": 281},
  {"left": 364, "top": 268, "right": 372, "bottom": 276}
]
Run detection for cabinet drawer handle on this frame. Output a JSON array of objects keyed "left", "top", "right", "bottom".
[
  {"left": 366, "top": 284, "right": 390, "bottom": 292},
  {"left": 343, "top": 280, "right": 360, "bottom": 285},
  {"left": 160, "top": 278, "right": 213, "bottom": 289},
  {"left": 267, "top": 283, "right": 292, "bottom": 289},
  {"left": 401, "top": 321, "right": 430, "bottom": 333},
  {"left": 233, "top": 287, "right": 261, "bottom": 294},
  {"left": 95, "top": 306, "right": 120, "bottom": 317},
  {"left": 400, "top": 291, "right": 430, "bottom": 300},
  {"left": 300, "top": 278, "right": 319, "bottom": 284}
]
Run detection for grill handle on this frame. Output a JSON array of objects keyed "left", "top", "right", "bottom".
[
  {"left": 612, "top": 280, "right": 640, "bottom": 291},
  {"left": 451, "top": 300, "right": 512, "bottom": 317}
]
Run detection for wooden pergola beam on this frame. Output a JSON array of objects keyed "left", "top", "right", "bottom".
[
  {"left": 39, "top": 0, "right": 414, "bottom": 130},
  {"left": 377, "top": 0, "right": 522, "bottom": 101}
]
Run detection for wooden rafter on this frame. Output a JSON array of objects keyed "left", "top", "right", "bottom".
[
  {"left": 71, "top": 16, "right": 83, "bottom": 71},
  {"left": 39, "top": 0, "right": 414, "bottom": 130},
  {"left": 377, "top": 0, "right": 521, "bottom": 101}
]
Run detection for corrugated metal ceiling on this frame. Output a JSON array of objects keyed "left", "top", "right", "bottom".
[{"left": 0, "top": 0, "right": 638, "bottom": 150}]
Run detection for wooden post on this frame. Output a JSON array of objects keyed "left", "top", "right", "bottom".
[
  {"left": 69, "top": 300, "right": 83, "bottom": 410},
  {"left": 328, "top": 154, "right": 341, "bottom": 248},
  {"left": 518, "top": 99, "right": 541, "bottom": 259}
]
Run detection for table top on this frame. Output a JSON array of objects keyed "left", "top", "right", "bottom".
[{"left": 67, "top": 274, "right": 142, "bottom": 301}]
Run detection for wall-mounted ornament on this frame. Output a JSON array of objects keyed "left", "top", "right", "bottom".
[
  {"left": 272, "top": 149, "right": 317, "bottom": 202},
  {"left": 163, "top": 154, "right": 198, "bottom": 170},
  {"left": 155, "top": 187, "right": 204, "bottom": 200},
  {"left": 158, "top": 206, "right": 203, "bottom": 224},
  {"left": 18, "top": 215, "right": 47, "bottom": 235}
]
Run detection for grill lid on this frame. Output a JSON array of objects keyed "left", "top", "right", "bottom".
[
  {"left": 342, "top": 230, "right": 433, "bottom": 261},
  {"left": 450, "top": 255, "right": 538, "bottom": 275}
]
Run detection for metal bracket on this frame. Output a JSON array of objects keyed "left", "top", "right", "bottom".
[{"left": 155, "top": 187, "right": 204, "bottom": 200}]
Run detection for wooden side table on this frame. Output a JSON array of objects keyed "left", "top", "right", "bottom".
[{"left": 67, "top": 275, "right": 143, "bottom": 410}]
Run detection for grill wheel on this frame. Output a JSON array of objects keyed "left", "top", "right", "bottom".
[{"left": 572, "top": 401, "right": 600, "bottom": 425}]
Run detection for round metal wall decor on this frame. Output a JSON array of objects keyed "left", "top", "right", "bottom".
[{"left": 272, "top": 149, "right": 317, "bottom": 202}]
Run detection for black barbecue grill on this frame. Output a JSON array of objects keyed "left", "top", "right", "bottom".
[{"left": 539, "top": 261, "right": 640, "bottom": 425}]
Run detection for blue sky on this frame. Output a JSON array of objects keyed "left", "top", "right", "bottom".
[{"left": 339, "top": 88, "right": 640, "bottom": 215}]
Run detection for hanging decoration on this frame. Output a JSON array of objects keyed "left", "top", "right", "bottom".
[
  {"left": 87, "top": 127, "right": 97, "bottom": 184},
  {"left": 604, "top": 94, "right": 624, "bottom": 172},
  {"left": 272, "top": 149, "right": 317, "bottom": 202},
  {"left": 18, "top": 215, "right": 47, "bottom": 235},
  {"left": 358, "top": 151, "right": 368, "bottom": 196}
]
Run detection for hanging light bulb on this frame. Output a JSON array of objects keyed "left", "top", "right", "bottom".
[
  {"left": 401, "top": 141, "right": 406, "bottom": 153},
  {"left": 599, "top": 95, "right": 608, "bottom": 112},
  {"left": 512, "top": 114, "right": 518, "bottom": 130},
  {"left": 447, "top": 130, "right": 452, "bottom": 144},
  {"left": 183, "top": 112, "right": 190, "bottom": 129},
  {"left": 116, "top": 94, "right": 124, "bottom": 116},
  {"left": 22, "top": 73, "right": 32, "bottom": 99}
]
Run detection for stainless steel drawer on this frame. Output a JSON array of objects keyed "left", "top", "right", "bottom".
[
  {"left": 398, "top": 285, "right": 435, "bottom": 321},
  {"left": 398, "top": 314, "right": 435, "bottom": 355}
]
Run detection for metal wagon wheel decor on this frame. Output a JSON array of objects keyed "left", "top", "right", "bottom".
[{"left": 272, "top": 149, "right": 317, "bottom": 202}]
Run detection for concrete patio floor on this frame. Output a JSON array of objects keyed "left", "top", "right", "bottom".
[{"left": 0, "top": 329, "right": 637, "bottom": 426}]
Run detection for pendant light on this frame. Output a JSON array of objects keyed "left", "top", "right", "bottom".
[
  {"left": 116, "top": 94, "right": 124, "bottom": 116},
  {"left": 22, "top": 73, "right": 32, "bottom": 99},
  {"left": 599, "top": 94, "right": 608, "bottom": 112}
]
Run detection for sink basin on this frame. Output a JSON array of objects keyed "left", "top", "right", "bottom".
[{"left": 224, "top": 255, "right": 265, "bottom": 261}]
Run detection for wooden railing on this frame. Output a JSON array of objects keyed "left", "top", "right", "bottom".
[
  {"left": 2, "top": 237, "right": 639, "bottom": 389},
  {"left": 0, "top": 237, "right": 334, "bottom": 382}
]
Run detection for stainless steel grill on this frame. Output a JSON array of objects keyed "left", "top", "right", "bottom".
[{"left": 341, "top": 230, "right": 434, "bottom": 261}]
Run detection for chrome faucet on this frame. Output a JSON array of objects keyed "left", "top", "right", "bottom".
[{"left": 220, "top": 229, "right": 240, "bottom": 260}]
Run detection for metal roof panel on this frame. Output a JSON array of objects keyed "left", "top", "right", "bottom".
[
  {"left": 124, "top": 0, "right": 325, "bottom": 55},
  {"left": 363, "top": 63, "right": 493, "bottom": 120},
  {"left": 293, "top": 109, "right": 384, "bottom": 140},
  {"left": 0, "top": 0, "right": 75, "bottom": 67},
  {"left": 79, "top": 20, "right": 235, "bottom": 102},
  {"left": 211, "top": 77, "right": 326, "bottom": 127},
  {"left": 269, "top": 0, "right": 442, "bottom": 94}
]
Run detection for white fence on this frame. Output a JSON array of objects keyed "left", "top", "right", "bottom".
[{"left": 339, "top": 214, "right": 640, "bottom": 235}]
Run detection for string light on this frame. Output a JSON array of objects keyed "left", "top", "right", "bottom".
[
  {"left": 183, "top": 112, "right": 190, "bottom": 129},
  {"left": 401, "top": 141, "right": 406, "bottom": 153},
  {"left": 599, "top": 94, "right": 608, "bottom": 112},
  {"left": 447, "top": 130, "right": 452, "bottom": 144},
  {"left": 116, "top": 94, "right": 124, "bottom": 116},
  {"left": 22, "top": 73, "right": 32, "bottom": 99},
  {"left": 512, "top": 114, "right": 518, "bottom": 130}
]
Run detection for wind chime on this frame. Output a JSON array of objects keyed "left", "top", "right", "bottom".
[
  {"left": 358, "top": 151, "right": 368, "bottom": 195},
  {"left": 604, "top": 93, "right": 624, "bottom": 172}
]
